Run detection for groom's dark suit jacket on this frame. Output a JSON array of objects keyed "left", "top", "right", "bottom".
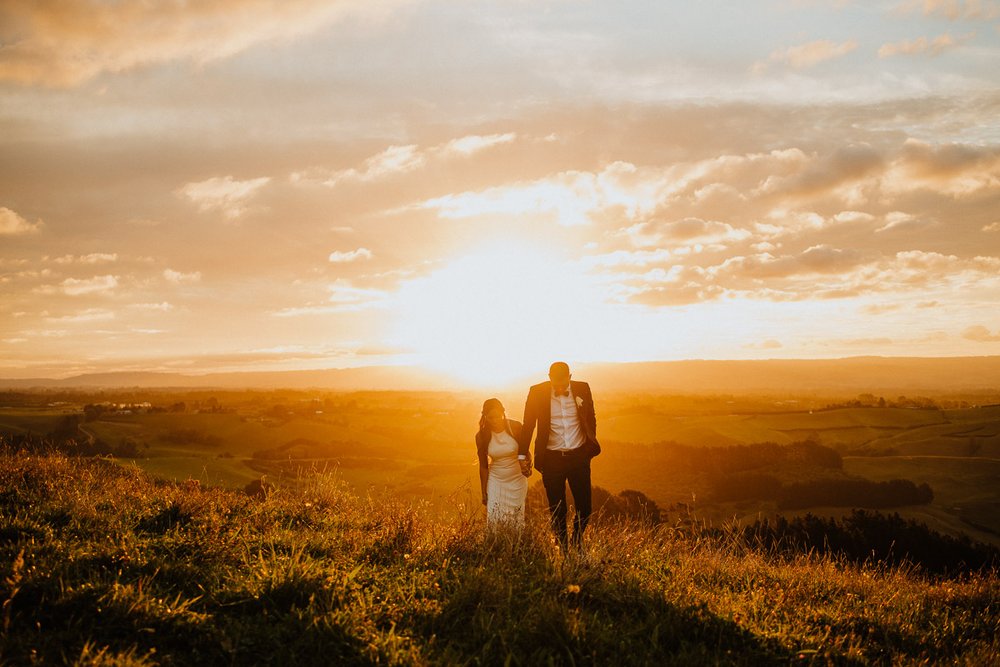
[{"left": 518, "top": 380, "right": 600, "bottom": 473}]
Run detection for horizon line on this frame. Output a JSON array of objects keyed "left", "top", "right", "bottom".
[{"left": 2, "top": 352, "right": 1000, "bottom": 380}]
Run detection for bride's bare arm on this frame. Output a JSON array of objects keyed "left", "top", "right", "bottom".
[{"left": 479, "top": 463, "right": 488, "bottom": 505}]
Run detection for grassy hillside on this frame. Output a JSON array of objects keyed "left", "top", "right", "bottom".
[
  {"left": 2, "top": 450, "right": 997, "bottom": 665},
  {"left": 3, "top": 393, "right": 1000, "bottom": 556}
]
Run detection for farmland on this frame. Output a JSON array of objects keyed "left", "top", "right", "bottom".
[{"left": 2, "top": 388, "right": 999, "bottom": 546}]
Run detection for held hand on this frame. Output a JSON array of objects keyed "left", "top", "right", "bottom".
[{"left": 519, "top": 459, "right": 532, "bottom": 477}]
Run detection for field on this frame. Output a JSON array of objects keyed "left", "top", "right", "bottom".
[
  {"left": 1, "top": 451, "right": 998, "bottom": 665},
  {"left": 843, "top": 456, "right": 1000, "bottom": 543},
  {"left": 2, "top": 389, "right": 999, "bottom": 547}
]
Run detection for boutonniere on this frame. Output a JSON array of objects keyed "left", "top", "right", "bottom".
[{"left": 575, "top": 396, "right": 584, "bottom": 408}]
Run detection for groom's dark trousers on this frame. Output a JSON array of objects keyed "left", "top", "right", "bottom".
[{"left": 541, "top": 449, "right": 592, "bottom": 547}]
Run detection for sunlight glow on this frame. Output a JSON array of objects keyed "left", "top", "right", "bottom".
[{"left": 389, "top": 242, "right": 605, "bottom": 388}]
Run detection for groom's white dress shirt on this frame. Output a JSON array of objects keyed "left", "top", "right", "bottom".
[{"left": 548, "top": 388, "right": 584, "bottom": 451}]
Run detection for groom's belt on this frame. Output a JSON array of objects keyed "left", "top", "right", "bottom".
[{"left": 548, "top": 447, "right": 584, "bottom": 456}]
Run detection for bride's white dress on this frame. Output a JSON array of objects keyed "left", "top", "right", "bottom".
[{"left": 486, "top": 429, "right": 527, "bottom": 526}]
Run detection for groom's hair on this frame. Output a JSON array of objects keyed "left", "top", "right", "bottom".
[{"left": 549, "top": 361, "right": 570, "bottom": 378}]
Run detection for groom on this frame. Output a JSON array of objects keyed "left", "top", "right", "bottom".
[{"left": 518, "top": 361, "right": 601, "bottom": 550}]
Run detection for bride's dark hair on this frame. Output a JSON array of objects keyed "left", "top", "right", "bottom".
[{"left": 479, "top": 398, "right": 514, "bottom": 438}]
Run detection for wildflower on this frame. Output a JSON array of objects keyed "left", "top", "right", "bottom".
[{"left": 566, "top": 584, "right": 581, "bottom": 594}]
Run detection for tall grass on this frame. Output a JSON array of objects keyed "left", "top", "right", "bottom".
[{"left": 1, "top": 448, "right": 997, "bottom": 665}]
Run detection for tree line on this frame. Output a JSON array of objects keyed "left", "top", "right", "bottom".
[
  {"left": 2, "top": 416, "right": 148, "bottom": 458},
  {"left": 670, "top": 440, "right": 844, "bottom": 474},
  {"left": 712, "top": 471, "right": 934, "bottom": 509},
  {"left": 721, "top": 509, "right": 999, "bottom": 575}
]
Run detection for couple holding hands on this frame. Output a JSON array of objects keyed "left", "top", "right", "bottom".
[{"left": 475, "top": 361, "right": 601, "bottom": 550}]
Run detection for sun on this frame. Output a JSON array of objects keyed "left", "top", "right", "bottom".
[{"left": 388, "top": 241, "right": 604, "bottom": 389}]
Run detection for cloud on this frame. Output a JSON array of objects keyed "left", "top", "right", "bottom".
[
  {"left": 854, "top": 251, "right": 1000, "bottom": 296},
  {"left": 755, "top": 144, "right": 884, "bottom": 202},
  {"left": 328, "top": 248, "right": 373, "bottom": 263},
  {"left": 862, "top": 303, "right": 903, "bottom": 315},
  {"left": 833, "top": 210, "right": 876, "bottom": 223},
  {"left": 876, "top": 211, "right": 935, "bottom": 232},
  {"left": 620, "top": 270, "right": 726, "bottom": 306},
  {"left": 894, "top": 0, "right": 1000, "bottom": 20},
  {"left": 419, "top": 171, "right": 611, "bottom": 226},
  {"left": 984, "top": 222, "right": 1000, "bottom": 231},
  {"left": 415, "top": 153, "right": 762, "bottom": 226},
  {"left": 178, "top": 175, "right": 271, "bottom": 219},
  {"left": 624, "top": 217, "right": 752, "bottom": 248},
  {"left": 270, "top": 305, "right": 344, "bottom": 317},
  {"left": 411, "top": 137, "right": 994, "bottom": 235},
  {"left": 329, "top": 145, "right": 425, "bottom": 185},
  {"left": 0, "top": 0, "right": 410, "bottom": 87},
  {"left": 754, "top": 210, "right": 831, "bottom": 239},
  {"left": 878, "top": 32, "right": 975, "bottom": 58},
  {"left": 327, "top": 279, "right": 388, "bottom": 307},
  {"left": 272, "top": 279, "right": 389, "bottom": 315},
  {"left": 881, "top": 139, "right": 1000, "bottom": 197},
  {"left": 130, "top": 302, "right": 174, "bottom": 311},
  {"left": 294, "top": 133, "right": 518, "bottom": 187},
  {"left": 1, "top": 269, "right": 52, "bottom": 286},
  {"left": 163, "top": 269, "right": 202, "bottom": 284},
  {"left": 52, "top": 253, "right": 119, "bottom": 265},
  {"left": 402, "top": 135, "right": 983, "bottom": 238},
  {"left": 58, "top": 275, "right": 119, "bottom": 296},
  {"left": 597, "top": 245, "right": 1000, "bottom": 308},
  {"left": 582, "top": 248, "right": 680, "bottom": 270},
  {"left": 0, "top": 207, "right": 43, "bottom": 235},
  {"left": 45, "top": 308, "right": 117, "bottom": 323},
  {"left": 439, "top": 132, "right": 517, "bottom": 157},
  {"left": 962, "top": 325, "right": 1000, "bottom": 341},
  {"left": 717, "top": 245, "right": 867, "bottom": 280},
  {"left": 891, "top": 250, "right": 1000, "bottom": 277},
  {"left": 397, "top": 144, "right": 860, "bottom": 238},
  {"left": 754, "top": 39, "right": 858, "bottom": 72}
]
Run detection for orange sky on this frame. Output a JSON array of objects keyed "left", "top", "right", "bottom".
[{"left": 1, "top": 1, "right": 999, "bottom": 385}]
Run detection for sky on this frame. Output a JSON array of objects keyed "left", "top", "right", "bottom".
[{"left": 1, "top": 0, "right": 1000, "bottom": 386}]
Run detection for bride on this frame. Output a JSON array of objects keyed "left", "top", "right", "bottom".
[{"left": 476, "top": 398, "right": 530, "bottom": 526}]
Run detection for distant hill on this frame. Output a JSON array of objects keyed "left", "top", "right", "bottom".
[
  {"left": 0, "top": 366, "right": 454, "bottom": 391},
  {"left": 2, "top": 356, "right": 999, "bottom": 393},
  {"left": 580, "top": 356, "right": 1000, "bottom": 394}
]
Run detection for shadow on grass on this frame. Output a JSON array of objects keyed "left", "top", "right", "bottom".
[
  {"left": 402, "top": 524, "right": 796, "bottom": 666},
  {"left": 420, "top": 566, "right": 790, "bottom": 665},
  {"left": 5, "top": 576, "right": 373, "bottom": 666}
]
